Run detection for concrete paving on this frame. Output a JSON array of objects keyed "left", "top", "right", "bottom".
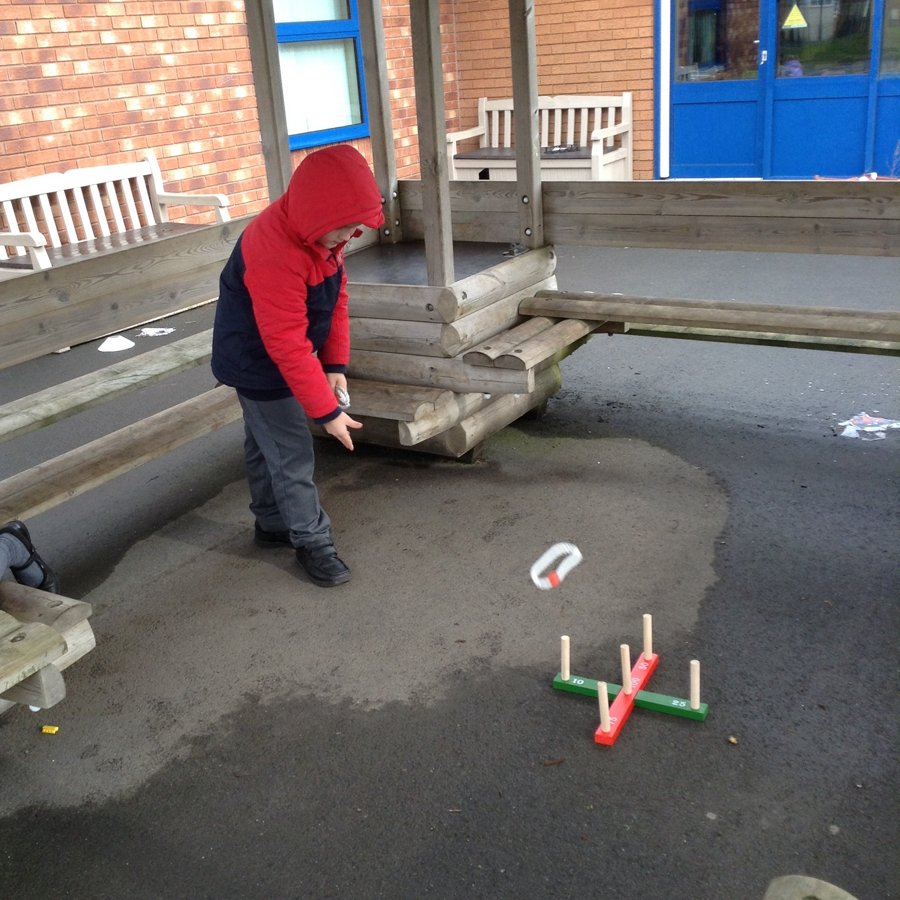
[{"left": 0, "top": 245, "right": 897, "bottom": 900}]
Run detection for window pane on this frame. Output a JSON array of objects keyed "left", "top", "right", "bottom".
[
  {"left": 778, "top": 0, "right": 871, "bottom": 77},
  {"left": 273, "top": 1, "right": 349, "bottom": 24},
  {"left": 882, "top": 0, "right": 900, "bottom": 73},
  {"left": 676, "top": 0, "right": 761, "bottom": 81},
  {"left": 279, "top": 39, "right": 362, "bottom": 135}
]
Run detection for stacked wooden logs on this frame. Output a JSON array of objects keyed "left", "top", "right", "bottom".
[{"left": 320, "top": 246, "right": 597, "bottom": 458}]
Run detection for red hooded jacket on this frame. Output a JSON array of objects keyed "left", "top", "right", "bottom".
[{"left": 212, "top": 145, "right": 384, "bottom": 421}]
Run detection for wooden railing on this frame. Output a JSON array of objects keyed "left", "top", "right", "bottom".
[{"left": 399, "top": 180, "right": 900, "bottom": 257}]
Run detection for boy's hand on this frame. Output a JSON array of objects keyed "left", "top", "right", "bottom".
[
  {"left": 326, "top": 372, "right": 348, "bottom": 394},
  {"left": 323, "top": 412, "right": 362, "bottom": 451}
]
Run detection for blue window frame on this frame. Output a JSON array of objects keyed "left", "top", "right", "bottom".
[{"left": 274, "top": 0, "right": 369, "bottom": 151}]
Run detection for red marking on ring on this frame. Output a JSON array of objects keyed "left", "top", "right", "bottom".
[{"left": 547, "top": 571, "right": 561, "bottom": 588}]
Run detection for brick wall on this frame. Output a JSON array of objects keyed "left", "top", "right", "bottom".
[
  {"left": 1, "top": 1, "right": 654, "bottom": 225},
  {"left": 1, "top": 1, "right": 270, "bottom": 221}
]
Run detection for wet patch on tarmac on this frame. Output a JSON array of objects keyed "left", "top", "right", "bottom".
[{"left": 0, "top": 430, "right": 726, "bottom": 813}]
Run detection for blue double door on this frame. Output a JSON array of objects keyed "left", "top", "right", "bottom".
[{"left": 666, "top": 0, "right": 900, "bottom": 178}]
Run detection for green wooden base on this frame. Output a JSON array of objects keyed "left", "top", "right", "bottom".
[{"left": 553, "top": 672, "right": 709, "bottom": 721}]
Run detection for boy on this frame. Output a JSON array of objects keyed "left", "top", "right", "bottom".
[{"left": 212, "top": 145, "right": 384, "bottom": 587}]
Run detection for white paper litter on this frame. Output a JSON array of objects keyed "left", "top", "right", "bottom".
[
  {"left": 138, "top": 327, "right": 175, "bottom": 337},
  {"left": 97, "top": 335, "right": 135, "bottom": 352},
  {"left": 836, "top": 412, "right": 900, "bottom": 440}
]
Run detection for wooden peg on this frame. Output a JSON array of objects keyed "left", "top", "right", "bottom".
[
  {"left": 690, "top": 660, "right": 701, "bottom": 710},
  {"left": 620, "top": 644, "right": 632, "bottom": 694},
  {"left": 560, "top": 635, "right": 570, "bottom": 681},
  {"left": 598, "top": 681, "right": 611, "bottom": 733}
]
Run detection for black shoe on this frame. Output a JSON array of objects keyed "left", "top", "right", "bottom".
[
  {"left": 254, "top": 522, "right": 291, "bottom": 548},
  {"left": 1, "top": 520, "right": 60, "bottom": 594},
  {"left": 295, "top": 544, "right": 351, "bottom": 587}
]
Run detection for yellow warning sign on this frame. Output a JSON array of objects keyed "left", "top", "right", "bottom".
[{"left": 782, "top": 4, "right": 808, "bottom": 28}]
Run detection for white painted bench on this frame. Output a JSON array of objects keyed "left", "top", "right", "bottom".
[
  {"left": 447, "top": 94, "right": 633, "bottom": 182},
  {"left": 0, "top": 151, "right": 230, "bottom": 280}
]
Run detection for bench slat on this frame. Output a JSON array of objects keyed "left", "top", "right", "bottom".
[
  {"left": 105, "top": 179, "right": 126, "bottom": 232},
  {"left": 20, "top": 195, "right": 41, "bottom": 239},
  {"left": 36, "top": 192, "right": 61, "bottom": 247},
  {"left": 0, "top": 200, "right": 18, "bottom": 260},
  {"left": 135, "top": 173, "right": 157, "bottom": 226},
  {"left": 88, "top": 182, "right": 110, "bottom": 237},
  {"left": 121, "top": 177, "right": 141, "bottom": 228},
  {"left": 70, "top": 185, "right": 95, "bottom": 241},
  {"left": 0, "top": 386, "right": 242, "bottom": 522},
  {"left": 56, "top": 187, "right": 78, "bottom": 243}
]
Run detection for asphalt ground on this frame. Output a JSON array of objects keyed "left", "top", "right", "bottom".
[{"left": 0, "top": 244, "right": 897, "bottom": 900}]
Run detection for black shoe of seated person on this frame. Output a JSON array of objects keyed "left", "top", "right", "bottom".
[
  {"left": 295, "top": 544, "right": 351, "bottom": 587},
  {"left": 1, "top": 520, "right": 61, "bottom": 594},
  {"left": 254, "top": 522, "right": 291, "bottom": 548}
]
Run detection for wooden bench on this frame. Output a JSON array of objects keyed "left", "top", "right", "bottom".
[
  {"left": 0, "top": 583, "right": 96, "bottom": 715},
  {"left": 447, "top": 94, "right": 633, "bottom": 182},
  {"left": 0, "top": 151, "right": 230, "bottom": 279}
]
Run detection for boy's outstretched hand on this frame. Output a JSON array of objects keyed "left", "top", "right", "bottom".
[{"left": 323, "top": 412, "right": 363, "bottom": 450}]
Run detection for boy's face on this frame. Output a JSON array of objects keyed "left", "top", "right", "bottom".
[{"left": 318, "top": 223, "right": 361, "bottom": 249}]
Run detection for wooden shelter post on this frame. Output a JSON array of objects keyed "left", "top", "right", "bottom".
[
  {"left": 409, "top": 0, "right": 455, "bottom": 285},
  {"left": 359, "top": 0, "right": 401, "bottom": 245},
  {"left": 508, "top": 0, "right": 544, "bottom": 249},
  {"left": 244, "top": 0, "right": 292, "bottom": 201}
]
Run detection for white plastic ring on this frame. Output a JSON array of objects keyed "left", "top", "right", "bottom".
[{"left": 530, "top": 542, "right": 583, "bottom": 590}]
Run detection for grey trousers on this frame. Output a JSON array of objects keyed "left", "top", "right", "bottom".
[{"left": 237, "top": 393, "right": 332, "bottom": 550}]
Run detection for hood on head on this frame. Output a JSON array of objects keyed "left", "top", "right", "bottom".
[{"left": 283, "top": 145, "right": 385, "bottom": 244}]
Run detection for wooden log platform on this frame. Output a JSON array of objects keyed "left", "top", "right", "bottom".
[
  {"left": 464, "top": 316, "right": 601, "bottom": 369},
  {"left": 399, "top": 390, "right": 495, "bottom": 445},
  {"left": 348, "top": 348, "right": 537, "bottom": 394},
  {"left": 348, "top": 245, "right": 557, "bottom": 323},
  {"left": 316, "top": 364, "right": 563, "bottom": 457},
  {"left": 520, "top": 291, "right": 900, "bottom": 356},
  {"left": 350, "top": 277, "right": 556, "bottom": 357},
  {"left": 343, "top": 380, "right": 458, "bottom": 422}
]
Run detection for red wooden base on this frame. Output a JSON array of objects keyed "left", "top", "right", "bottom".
[{"left": 595, "top": 652, "right": 659, "bottom": 746}]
